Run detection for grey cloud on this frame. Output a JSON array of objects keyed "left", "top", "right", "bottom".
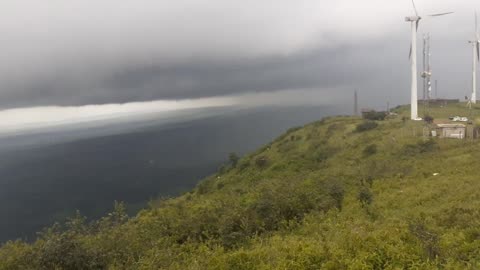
[
  {"left": 0, "top": 0, "right": 477, "bottom": 109},
  {"left": 0, "top": 46, "right": 373, "bottom": 108}
]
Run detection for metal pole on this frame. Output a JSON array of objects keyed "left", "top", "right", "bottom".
[
  {"left": 354, "top": 89, "right": 358, "bottom": 116},
  {"left": 411, "top": 21, "right": 419, "bottom": 120}
]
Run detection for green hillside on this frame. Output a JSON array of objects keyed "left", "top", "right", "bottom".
[{"left": 3, "top": 103, "right": 480, "bottom": 269}]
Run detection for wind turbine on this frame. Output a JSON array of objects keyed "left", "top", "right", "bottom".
[
  {"left": 468, "top": 12, "right": 480, "bottom": 104},
  {"left": 405, "top": 0, "right": 453, "bottom": 120}
]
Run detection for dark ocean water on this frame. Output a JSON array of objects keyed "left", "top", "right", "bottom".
[{"left": 0, "top": 105, "right": 344, "bottom": 243}]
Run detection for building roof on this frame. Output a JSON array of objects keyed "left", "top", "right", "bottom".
[{"left": 436, "top": 124, "right": 466, "bottom": 128}]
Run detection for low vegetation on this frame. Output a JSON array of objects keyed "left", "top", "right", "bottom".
[
  {"left": 355, "top": 120, "right": 378, "bottom": 132},
  {"left": 3, "top": 104, "right": 480, "bottom": 269},
  {"left": 362, "top": 110, "right": 387, "bottom": 121},
  {"left": 424, "top": 114, "right": 434, "bottom": 124}
]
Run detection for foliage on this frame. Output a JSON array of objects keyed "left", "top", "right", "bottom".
[
  {"left": 229, "top": 152, "right": 239, "bottom": 168},
  {"left": 357, "top": 187, "right": 373, "bottom": 207},
  {"left": 312, "top": 146, "right": 338, "bottom": 163},
  {"left": 363, "top": 144, "right": 377, "bottom": 156},
  {"left": 403, "top": 139, "right": 439, "bottom": 155},
  {"left": 327, "top": 182, "right": 345, "bottom": 210},
  {"left": 254, "top": 156, "right": 268, "bottom": 168},
  {"left": 409, "top": 220, "right": 440, "bottom": 260},
  {"left": 363, "top": 111, "right": 387, "bottom": 121},
  {"left": 424, "top": 115, "right": 434, "bottom": 124},
  {"left": 355, "top": 120, "right": 378, "bottom": 132},
  {"left": 237, "top": 158, "right": 250, "bottom": 171}
]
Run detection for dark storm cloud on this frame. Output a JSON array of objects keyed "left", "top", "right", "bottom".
[
  {"left": 0, "top": 0, "right": 477, "bottom": 109},
  {"left": 100, "top": 46, "right": 371, "bottom": 100},
  {"left": 0, "top": 45, "right": 375, "bottom": 108}
]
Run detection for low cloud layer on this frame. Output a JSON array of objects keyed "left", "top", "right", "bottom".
[
  {"left": 0, "top": 88, "right": 343, "bottom": 134},
  {"left": 0, "top": 0, "right": 477, "bottom": 109}
]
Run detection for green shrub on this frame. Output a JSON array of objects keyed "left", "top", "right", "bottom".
[
  {"left": 218, "top": 164, "right": 228, "bottom": 174},
  {"left": 363, "top": 111, "right": 387, "bottom": 121},
  {"left": 403, "top": 139, "right": 438, "bottom": 155},
  {"left": 409, "top": 221, "right": 440, "bottom": 260},
  {"left": 238, "top": 160, "right": 250, "bottom": 171},
  {"left": 356, "top": 121, "right": 378, "bottom": 132},
  {"left": 328, "top": 183, "right": 345, "bottom": 210},
  {"left": 313, "top": 146, "right": 338, "bottom": 163},
  {"left": 418, "top": 139, "right": 438, "bottom": 153},
  {"left": 358, "top": 187, "right": 373, "bottom": 207},
  {"left": 197, "top": 178, "right": 215, "bottom": 194},
  {"left": 363, "top": 144, "right": 377, "bottom": 156},
  {"left": 229, "top": 152, "right": 239, "bottom": 168},
  {"left": 436, "top": 207, "right": 480, "bottom": 229},
  {"left": 326, "top": 123, "right": 345, "bottom": 137},
  {"left": 424, "top": 115, "right": 434, "bottom": 124},
  {"left": 34, "top": 231, "right": 105, "bottom": 270},
  {"left": 255, "top": 156, "right": 268, "bottom": 168}
]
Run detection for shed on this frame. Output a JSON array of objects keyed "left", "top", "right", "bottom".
[{"left": 434, "top": 124, "right": 466, "bottom": 139}]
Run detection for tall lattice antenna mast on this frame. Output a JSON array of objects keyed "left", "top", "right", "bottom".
[
  {"left": 421, "top": 33, "right": 431, "bottom": 115},
  {"left": 354, "top": 90, "right": 358, "bottom": 116}
]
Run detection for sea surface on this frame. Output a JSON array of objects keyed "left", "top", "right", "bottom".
[{"left": 0, "top": 105, "right": 344, "bottom": 243}]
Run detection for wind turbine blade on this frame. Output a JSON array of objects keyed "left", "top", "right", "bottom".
[
  {"left": 477, "top": 42, "right": 480, "bottom": 62},
  {"left": 476, "top": 11, "right": 479, "bottom": 40},
  {"left": 428, "top": 12, "right": 454, "bottom": 17},
  {"left": 416, "top": 20, "right": 420, "bottom": 32},
  {"left": 409, "top": 44, "right": 412, "bottom": 60},
  {"left": 411, "top": 0, "right": 419, "bottom": 16}
]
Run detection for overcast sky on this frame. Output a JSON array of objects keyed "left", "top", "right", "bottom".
[{"left": 0, "top": 0, "right": 477, "bottom": 129}]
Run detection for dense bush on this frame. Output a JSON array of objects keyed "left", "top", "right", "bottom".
[
  {"left": 355, "top": 121, "right": 378, "bottom": 132},
  {"left": 418, "top": 139, "right": 438, "bottom": 152},
  {"left": 255, "top": 156, "right": 269, "bottom": 168},
  {"left": 33, "top": 229, "right": 105, "bottom": 270},
  {"left": 229, "top": 152, "right": 239, "bottom": 168},
  {"left": 363, "top": 111, "right": 387, "bottom": 121},
  {"left": 358, "top": 187, "right": 373, "bottom": 207},
  {"left": 312, "top": 146, "right": 338, "bottom": 163},
  {"left": 424, "top": 115, "right": 434, "bottom": 124},
  {"left": 237, "top": 158, "right": 250, "bottom": 171},
  {"left": 409, "top": 221, "right": 440, "bottom": 259},
  {"left": 403, "top": 139, "right": 439, "bottom": 155},
  {"left": 328, "top": 182, "right": 345, "bottom": 210},
  {"left": 363, "top": 144, "right": 377, "bottom": 156}
]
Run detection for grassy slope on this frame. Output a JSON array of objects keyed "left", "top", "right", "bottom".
[{"left": 2, "top": 103, "right": 480, "bottom": 269}]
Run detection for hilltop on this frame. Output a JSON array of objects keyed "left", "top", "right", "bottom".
[{"left": 2, "top": 103, "right": 480, "bottom": 269}]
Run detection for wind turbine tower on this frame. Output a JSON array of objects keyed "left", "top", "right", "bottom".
[
  {"left": 469, "top": 12, "right": 480, "bottom": 104},
  {"left": 405, "top": 0, "right": 453, "bottom": 120},
  {"left": 406, "top": 12, "right": 420, "bottom": 120}
]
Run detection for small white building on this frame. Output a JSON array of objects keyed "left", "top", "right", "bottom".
[{"left": 434, "top": 124, "right": 466, "bottom": 139}]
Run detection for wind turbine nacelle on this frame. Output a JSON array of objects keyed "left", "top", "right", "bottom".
[{"left": 405, "top": 16, "right": 421, "bottom": 22}]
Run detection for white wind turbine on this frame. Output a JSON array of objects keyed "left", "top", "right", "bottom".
[
  {"left": 468, "top": 12, "right": 480, "bottom": 104},
  {"left": 405, "top": 0, "right": 453, "bottom": 120}
]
